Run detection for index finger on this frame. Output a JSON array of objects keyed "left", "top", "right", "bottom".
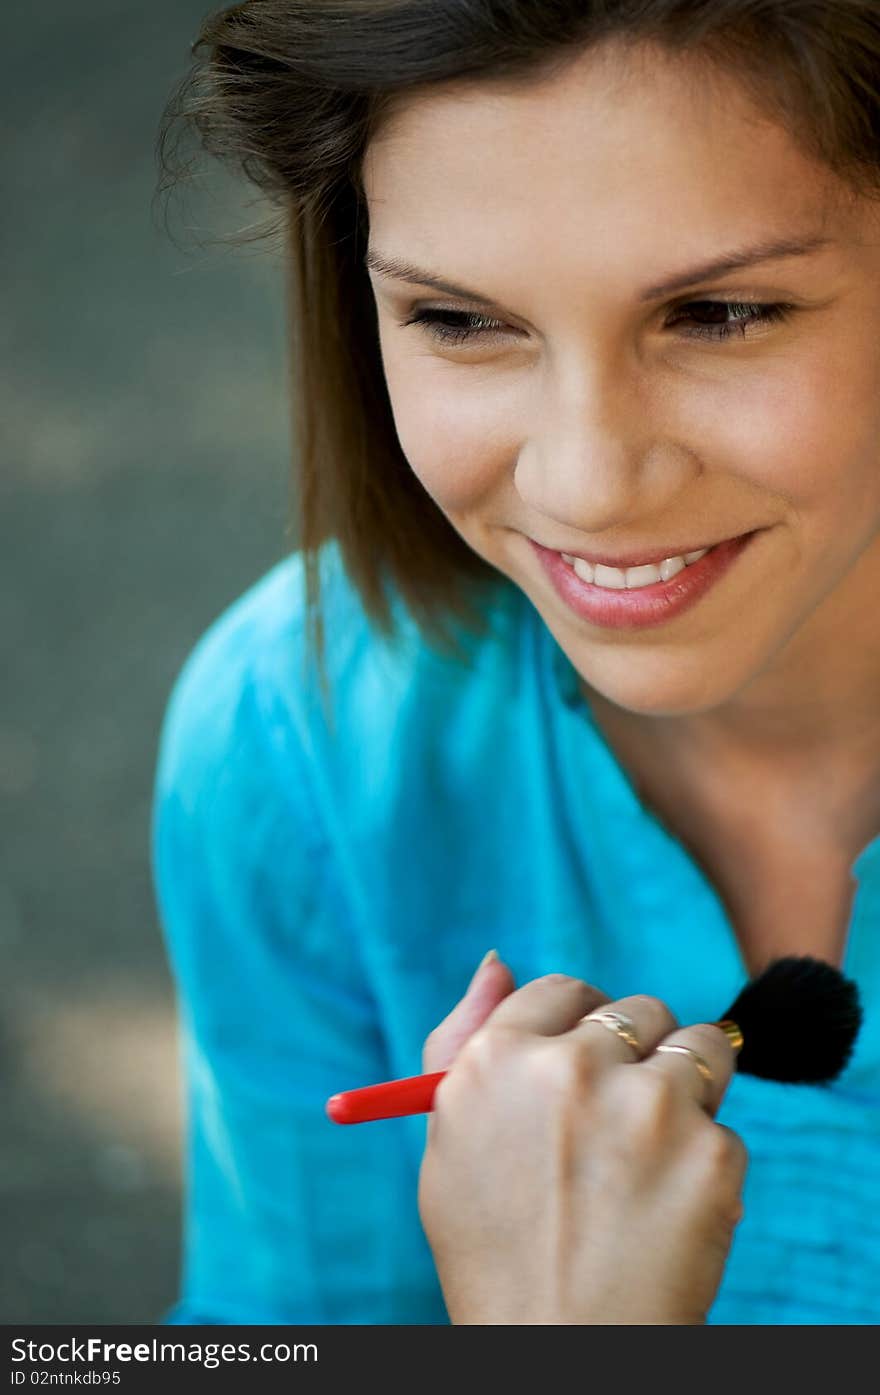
[{"left": 484, "top": 973, "right": 610, "bottom": 1035}]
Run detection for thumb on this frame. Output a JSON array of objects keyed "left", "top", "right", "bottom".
[{"left": 422, "top": 949, "right": 516, "bottom": 1073}]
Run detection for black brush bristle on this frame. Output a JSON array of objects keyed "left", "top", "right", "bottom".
[{"left": 723, "top": 956, "right": 862, "bottom": 1083}]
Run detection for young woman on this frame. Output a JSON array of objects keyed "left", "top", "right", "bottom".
[{"left": 153, "top": 1, "right": 880, "bottom": 1324}]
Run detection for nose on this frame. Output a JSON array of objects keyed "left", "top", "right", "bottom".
[{"left": 513, "top": 360, "right": 696, "bottom": 531}]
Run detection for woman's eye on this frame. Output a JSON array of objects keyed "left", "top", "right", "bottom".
[
  {"left": 401, "top": 300, "right": 794, "bottom": 346},
  {"left": 401, "top": 308, "right": 508, "bottom": 345},
  {"left": 669, "top": 299, "right": 794, "bottom": 340}
]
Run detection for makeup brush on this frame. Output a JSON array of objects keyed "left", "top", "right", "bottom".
[
  {"left": 722, "top": 955, "right": 861, "bottom": 1082},
  {"left": 325, "top": 956, "right": 862, "bottom": 1124}
]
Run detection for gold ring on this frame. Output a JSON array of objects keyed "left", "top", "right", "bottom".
[
  {"left": 655, "top": 1043, "right": 715, "bottom": 1098},
  {"left": 579, "top": 1009, "right": 641, "bottom": 1057}
]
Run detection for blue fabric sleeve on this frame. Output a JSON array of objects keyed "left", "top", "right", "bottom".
[{"left": 150, "top": 608, "right": 446, "bottom": 1324}]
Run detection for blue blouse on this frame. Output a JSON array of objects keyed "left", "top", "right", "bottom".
[{"left": 151, "top": 540, "right": 880, "bottom": 1325}]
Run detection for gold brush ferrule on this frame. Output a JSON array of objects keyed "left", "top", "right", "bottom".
[{"left": 716, "top": 1018, "right": 745, "bottom": 1053}]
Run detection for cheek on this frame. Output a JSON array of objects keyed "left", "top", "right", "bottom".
[
  {"left": 702, "top": 354, "right": 880, "bottom": 517},
  {"left": 382, "top": 354, "right": 510, "bottom": 512}
]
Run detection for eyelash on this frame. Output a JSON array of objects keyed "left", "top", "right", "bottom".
[{"left": 401, "top": 300, "right": 794, "bottom": 346}]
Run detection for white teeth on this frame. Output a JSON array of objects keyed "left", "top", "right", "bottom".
[
  {"left": 571, "top": 557, "right": 595, "bottom": 584},
  {"left": 560, "top": 545, "right": 712, "bottom": 590},
  {"left": 591, "top": 562, "right": 626, "bottom": 588},
  {"left": 625, "top": 563, "right": 662, "bottom": 589},
  {"left": 658, "top": 555, "right": 686, "bottom": 582}
]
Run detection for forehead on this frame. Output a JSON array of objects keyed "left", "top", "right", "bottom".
[{"left": 362, "top": 42, "right": 854, "bottom": 278}]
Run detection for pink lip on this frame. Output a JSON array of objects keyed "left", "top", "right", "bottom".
[{"left": 530, "top": 531, "right": 759, "bottom": 630}]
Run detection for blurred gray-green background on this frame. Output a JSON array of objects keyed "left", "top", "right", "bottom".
[{"left": 2, "top": 3, "right": 291, "bottom": 1321}]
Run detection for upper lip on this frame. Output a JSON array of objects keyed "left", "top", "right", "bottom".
[{"left": 535, "top": 533, "right": 751, "bottom": 569}]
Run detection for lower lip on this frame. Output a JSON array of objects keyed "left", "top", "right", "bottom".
[{"left": 530, "top": 532, "right": 759, "bottom": 630}]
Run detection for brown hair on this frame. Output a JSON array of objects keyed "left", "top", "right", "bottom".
[{"left": 155, "top": 0, "right": 880, "bottom": 715}]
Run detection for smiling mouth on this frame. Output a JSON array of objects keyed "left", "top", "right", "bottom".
[
  {"left": 535, "top": 531, "right": 757, "bottom": 589},
  {"left": 530, "top": 529, "right": 760, "bottom": 629}
]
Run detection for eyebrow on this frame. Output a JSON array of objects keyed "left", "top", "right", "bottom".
[{"left": 364, "top": 233, "right": 833, "bottom": 307}]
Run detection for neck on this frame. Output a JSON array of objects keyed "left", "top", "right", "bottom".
[{"left": 583, "top": 647, "right": 880, "bottom": 866}]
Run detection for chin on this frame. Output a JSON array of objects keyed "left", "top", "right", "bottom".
[{"left": 572, "top": 652, "right": 746, "bottom": 720}]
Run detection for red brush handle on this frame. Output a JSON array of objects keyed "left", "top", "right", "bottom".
[
  {"left": 326, "top": 1070, "right": 448, "bottom": 1124},
  {"left": 326, "top": 1019, "right": 745, "bottom": 1123}
]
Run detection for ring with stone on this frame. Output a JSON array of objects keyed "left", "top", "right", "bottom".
[{"left": 578, "top": 1009, "right": 642, "bottom": 1057}]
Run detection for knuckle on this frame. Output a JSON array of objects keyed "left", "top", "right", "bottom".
[
  {"left": 428, "top": 1022, "right": 532, "bottom": 1125},
  {"left": 534, "top": 973, "right": 591, "bottom": 995},
  {"left": 452, "top": 1021, "right": 517, "bottom": 1077},
  {"left": 716, "top": 1124, "right": 749, "bottom": 1175},
  {"left": 691, "top": 1131, "right": 748, "bottom": 1237},
  {"left": 628, "top": 994, "right": 678, "bottom": 1029},
  {"left": 696, "top": 1125, "right": 734, "bottom": 1167},
  {"left": 602, "top": 1064, "right": 679, "bottom": 1141},
  {"left": 535, "top": 1040, "right": 601, "bottom": 1095},
  {"left": 691, "top": 1123, "right": 748, "bottom": 1188}
]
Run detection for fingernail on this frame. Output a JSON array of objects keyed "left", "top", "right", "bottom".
[{"left": 469, "top": 948, "right": 499, "bottom": 988}]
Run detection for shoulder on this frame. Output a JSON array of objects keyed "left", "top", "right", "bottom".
[
  {"left": 150, "top": 541, "right": 529, "bottom": 990},
  {"left": 153, "top": 549, "right": 301, "bottom": 823},
  {"left": 154, "top": 539, "right": 528, "bottom": 823},
  {"left": 151, "top": 543, "right": 399, "bottom": 987},
  {"left": 155, "top": 541, "right": 376, "bottom": 787}
]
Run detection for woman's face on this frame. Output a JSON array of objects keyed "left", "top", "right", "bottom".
[{"left": 362, "top": 41, "right": 880, "bottom": 718}]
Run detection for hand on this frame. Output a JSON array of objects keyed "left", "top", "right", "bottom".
[{"left": 418, "top": 966, "right": 747, "bottom": 1324}]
